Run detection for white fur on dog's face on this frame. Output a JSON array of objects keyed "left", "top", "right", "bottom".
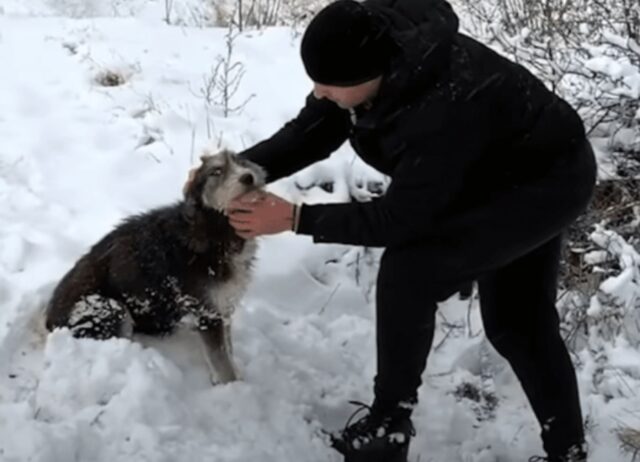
[{"left": 199, "top": 150, "right": 266, "bottom": 212}]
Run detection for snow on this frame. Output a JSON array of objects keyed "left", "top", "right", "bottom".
[
  {"left": 1, "top": 3, "right": 639, "bottom": 462},
  {"left": 584, "top": 56, "right": 640, "bottom": 99}
]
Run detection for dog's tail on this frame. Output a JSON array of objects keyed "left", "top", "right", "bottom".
[{"left": 45, "top": 253, "right": 107, "bottom": 331}]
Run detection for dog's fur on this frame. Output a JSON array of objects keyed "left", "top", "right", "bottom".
[{"left": 45, "top": 150, "right": 266, "bottom": 383}]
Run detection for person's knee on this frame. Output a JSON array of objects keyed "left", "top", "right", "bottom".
[
  {"left": 378, "top": 247, "right": 466, "bottom": 302},
  {"left": 483, "top": 319, "right": 519, "bottom": 356},
  {"left": 483, "top": 312, "right": 563, "bottom": 360}
]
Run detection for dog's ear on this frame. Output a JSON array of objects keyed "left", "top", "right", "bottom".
[
  {"left": 183, "top": 168, "right": 201, "bottom": 221},
  {"left": 200, "top": 146, "right": 216, "bottom": 165},
  {"left": 183, "top": 162, "right": 204, "bottom": 203}
]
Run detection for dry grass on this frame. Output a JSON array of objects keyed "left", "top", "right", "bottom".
[
  {"left": 562, "top": 178, "right": 640, "bottom": 291},
  {"left": 617, "top": 426, "right": 640, "bottom": 460},
  {"left": 95, "top": 70, "right": 126, "bottom": 87}
]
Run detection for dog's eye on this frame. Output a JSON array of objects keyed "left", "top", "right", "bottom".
[{"left": 210, "top": 167, "right": 223, "bottom": 176}]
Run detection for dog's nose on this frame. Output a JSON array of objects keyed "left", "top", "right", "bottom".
[{"left": 239, "top": 173, "right": 254, "bottom": 186}]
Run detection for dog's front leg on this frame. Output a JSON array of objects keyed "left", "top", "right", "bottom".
[{"left": 199, "top": 317, "right": 238, "bottom": 384}]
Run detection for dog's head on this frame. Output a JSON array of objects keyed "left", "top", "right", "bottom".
[{"left": 185, "top": 149, "right": 266, "bottom": 213}]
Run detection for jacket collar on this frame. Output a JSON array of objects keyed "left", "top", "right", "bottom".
[{"left": 352, "top": 0, "right": 459, "bottom": 130}]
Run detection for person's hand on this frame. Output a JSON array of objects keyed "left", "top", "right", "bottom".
[{"left": 228, "top": 191, "right": 297, "bottom": 239}]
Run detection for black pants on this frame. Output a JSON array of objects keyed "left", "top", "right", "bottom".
[{"left": 373, "top": 140, "right": 596, "bottom": 457}]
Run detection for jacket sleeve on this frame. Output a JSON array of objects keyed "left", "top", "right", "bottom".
[
  {"left": 295, "top": 103, "right": 487, "bottom": 248},
  {"left": 237, "top": 93, "right": 351, "bottom": 183}
]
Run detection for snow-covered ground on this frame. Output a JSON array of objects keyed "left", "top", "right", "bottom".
[{"left": 1, "top": 3, "right": 639, "bottom": 461}]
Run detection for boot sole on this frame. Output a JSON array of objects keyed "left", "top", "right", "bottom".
[{"left": 344, "top": 443, "right": 409, "bottom": 462}]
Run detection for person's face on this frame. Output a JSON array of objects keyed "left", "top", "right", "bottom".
[{"left": 313, "top": 76, "right": 383, "bottom": 109}]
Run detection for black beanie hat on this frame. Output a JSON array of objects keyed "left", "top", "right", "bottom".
[{"left": 300, "top": 0, "right": 392, "bottom": 86}]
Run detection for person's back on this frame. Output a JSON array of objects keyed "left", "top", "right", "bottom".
[{"left": 357, "top": 0, "right": 587, "bottom": 200}]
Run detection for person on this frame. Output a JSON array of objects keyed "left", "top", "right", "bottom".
[{"left": 208, "top": 0, "right": 597, "bottom": 460}]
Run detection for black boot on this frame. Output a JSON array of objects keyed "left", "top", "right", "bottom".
[
  {"left": 529, "top": 442, "right": 588, "bottom": 462},
  {"left": 329, "top": 402, "right": 415, "bottom": 462}
]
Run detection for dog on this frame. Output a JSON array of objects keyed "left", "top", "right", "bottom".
[{"left": 45, "top": 149, "right": 266, "bottom": 384}]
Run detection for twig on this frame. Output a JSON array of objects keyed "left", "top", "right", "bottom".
[{"left": 318, "top": 283, "right": 341, "bottom": 315}]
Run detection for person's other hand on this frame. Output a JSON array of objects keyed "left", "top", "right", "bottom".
[{"left": 228, "top": 191, "right": 296, "bottom": 239}]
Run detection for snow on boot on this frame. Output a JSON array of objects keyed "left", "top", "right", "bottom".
[
  {"left": 329, "top": 401, "right": 415, "bottom": 462},
  {"left": 529, "top": 442, "right": 588, "bottom": 462}
]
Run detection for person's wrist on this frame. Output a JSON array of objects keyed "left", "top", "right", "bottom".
[{"left": 291, "top": 203, "right": 302, "bottom": 232}]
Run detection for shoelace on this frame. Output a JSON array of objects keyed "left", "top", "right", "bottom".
[
  {"left": 338, "top": 401, "right": 416, "bottom": 446},
  {"left": 325, "top": 401, "right": 375, "bottom": 453},
  {"left": 345, "top": 401, "right": 374, "bottom": 422},
  {"left": 341, "top": 400, "right": 379, "bottom": 441}
]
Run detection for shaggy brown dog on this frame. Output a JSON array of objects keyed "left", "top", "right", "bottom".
[{"left": 45, "top": 150, "right": 266, "bottom": 383}]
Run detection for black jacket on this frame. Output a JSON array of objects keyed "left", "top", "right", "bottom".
[{"left": 239, "top": 0, "right": 587, "bottom": 248}]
